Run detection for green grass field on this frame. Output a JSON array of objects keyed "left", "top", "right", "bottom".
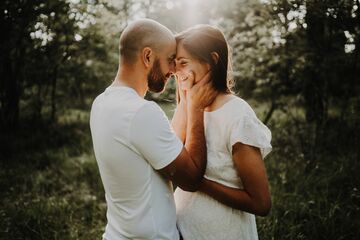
[{"left": 1, "top": 104, "right": 359, "bottom": 239}]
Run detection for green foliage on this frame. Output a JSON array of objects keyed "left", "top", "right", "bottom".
[
  {"left": 257, "top": 108, "right": 360, "bottom": 240},
  {"left": 0, "top": 0, "right": 113, "bottom": 127},
  {"left": 0, "top": 118, "right": 106, "bottom": 240},
  {"left": 1, "top": 0, "right": 359, "bottom": 239}
]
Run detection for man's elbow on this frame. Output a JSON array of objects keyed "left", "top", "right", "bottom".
[
  {"left": 179, "top": 185, "right": 198, "bottom": 192},
  {"left": 180, "top": 160, "right": 205, "bottom": 192},
  {"left": 178, "top": 174, "right": 203, "bottom": 192},
  {"left": 255, "top": 197, "right": 272, "bottom": 217}
]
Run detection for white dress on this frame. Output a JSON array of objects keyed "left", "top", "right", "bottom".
[{"left": 175, "top": 97, "right": 272, "bottom": 240}]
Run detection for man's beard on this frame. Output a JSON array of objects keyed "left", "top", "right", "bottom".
[{"left": 147, "top": 58, "right": 169, "bottom": 93}]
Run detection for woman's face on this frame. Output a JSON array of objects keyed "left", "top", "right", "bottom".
[{"left": 175, "top": 42, "right": 210, "bottom": 90}]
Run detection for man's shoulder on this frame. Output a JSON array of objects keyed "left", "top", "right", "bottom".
[
  {"left": 91, "top": 87, "right": 146, "bottom": 110},
  {"left": 133, "top": 100, "right": 166, "bottom": 121},
  {"left": 129, "top": 100, "right": 171, "bottom": 136},
  {"left": 140, "top": 100, "right": 163, "bottom": 111}
]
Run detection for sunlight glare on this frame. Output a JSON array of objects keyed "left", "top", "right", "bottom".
[
  {"left": 181, "top": 0, "right": 201, "bottom": 27},
  {"left": 166, "top": 1, "right": 174, "bottom": 10}
]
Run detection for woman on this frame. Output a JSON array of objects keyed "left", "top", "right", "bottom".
[{"left": 171, "top": 25, "right": 272, "bottom": 240}]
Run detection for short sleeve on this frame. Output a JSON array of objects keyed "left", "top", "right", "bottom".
[
  {"left": 229, "top": 114, "right": 272, "bottom": 159},
  {"left": 130, "top": 102, "right": 183, "bottom": 170}
]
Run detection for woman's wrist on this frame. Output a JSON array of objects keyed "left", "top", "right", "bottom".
[{"left": 178, "top": 100, "right": 187, "bottom": 110}]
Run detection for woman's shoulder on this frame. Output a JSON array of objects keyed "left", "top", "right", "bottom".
[
  {"left": 206, "top": 95, "right": 257, "bottom": 122},
  {"left": 226, "top": 95, "right": 256, "bottom": 117}
]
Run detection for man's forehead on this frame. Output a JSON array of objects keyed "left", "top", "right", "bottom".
[
  {"left": 165, "top": 41, "right": 176, "bottom": 58},
  {"left": 157, "top": 38, "right": 175, "bottom": 59}
]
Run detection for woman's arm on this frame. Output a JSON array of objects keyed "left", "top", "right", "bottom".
[
  {"left": 171, "top": 77, "right": 188, "bottom": 143},
  {"left": 171, "top": 101, "right": 187, "bottom": 143},
  {"left": 198, "top": 142, "right": 271, "bottom": 216}
]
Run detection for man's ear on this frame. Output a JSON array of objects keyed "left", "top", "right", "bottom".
[
  {"left": 142, "top": 47, "right": 153, "bottom": 68},
  {"left": 211, "top": 52, "right": 219, "bottom": 64}
]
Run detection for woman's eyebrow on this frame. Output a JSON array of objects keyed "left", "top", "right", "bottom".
[{"left": 176, "top": 57, "right": 187, "bottom": 60}]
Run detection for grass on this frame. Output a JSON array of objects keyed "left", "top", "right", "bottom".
[
  {"left": 257, "top": 114, "right": 360, "bottom": 240},
  {"left": 1, "top": 104, "right": 359, "bottom": 239},
  {"left": 0, "top": 113, "right": 106, "bottom": 239}
]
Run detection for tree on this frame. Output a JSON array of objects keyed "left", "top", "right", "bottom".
[{"left": 0, "top": 0, "right": 113, "bottom": 127}]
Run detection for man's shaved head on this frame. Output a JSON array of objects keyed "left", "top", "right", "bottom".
[{"left": 119, "top": 19, "right": 175, "bottom": 65}]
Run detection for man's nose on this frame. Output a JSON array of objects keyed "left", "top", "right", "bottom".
[{"left": 169, "top": 61, "right": 176, "bottom": 73}]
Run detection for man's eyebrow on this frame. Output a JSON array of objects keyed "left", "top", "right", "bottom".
[{"left": 168, "top": 54, "right": 176, "bottom": 61}]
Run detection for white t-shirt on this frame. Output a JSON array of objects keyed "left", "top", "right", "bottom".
[
  {"left": 90, "top": 86, "right": 183, "bottom": 240},
  {"left": 175, "top": 97, "right": 272, "bottom": 240}
]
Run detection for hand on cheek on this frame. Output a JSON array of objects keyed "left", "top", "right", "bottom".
[{"left": 176, "top": 71, "right": 195, "bottom": 91}]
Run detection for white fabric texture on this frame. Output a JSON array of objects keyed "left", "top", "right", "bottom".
[
  {"left": 90, "top": 86, "right": 183, "bottom": 240},
  {"left": 175, "top": 97, "right": 272, "bottom": 240}
]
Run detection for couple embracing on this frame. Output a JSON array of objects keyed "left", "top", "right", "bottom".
[{"left": 90, "top": 18, "right": 272, "bottom": 240}]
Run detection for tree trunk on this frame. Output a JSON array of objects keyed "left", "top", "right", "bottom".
[
  {"left": 303, "top": 0, "right": 330, "bottom": 165},
  {"left": 263, "top": 99, "right": 276, "bottom": 125},
  {"left": 50, "top": 66, "right": 58, "bottom": 122},
  {"left": 2, "top": 54, "right": 19, "bottom": 129}
]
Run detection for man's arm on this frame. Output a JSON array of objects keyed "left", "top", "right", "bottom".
[
  {"left": 158, "top": 73, "right": 216, "bottom": 192},
  {"left": 159, "top": 105, "right": 206, "bottom": 191}
]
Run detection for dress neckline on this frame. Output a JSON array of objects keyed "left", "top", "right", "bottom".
[{"left": 205, "top": 97, "right": 238, "bottom": 115}]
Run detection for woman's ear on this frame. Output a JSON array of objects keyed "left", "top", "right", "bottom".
[
  {"left": 211, "top": 52, "right": 219, "bottom": 65},
  {"left": 142, "top": 47, "right": 153, "bottom": 68}
]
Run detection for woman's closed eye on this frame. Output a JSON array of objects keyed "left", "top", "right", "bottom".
[{"left": 175, "top": 58, "right": 189, "bottom": 67}]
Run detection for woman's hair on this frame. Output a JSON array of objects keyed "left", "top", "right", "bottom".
[{"left": 176, "top": 24, "right": 233, "bottom": 93}]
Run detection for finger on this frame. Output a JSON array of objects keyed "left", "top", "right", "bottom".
[
  {"left": 175, "top": 74, "right": 182, "bottom": 90},
  {"left": 176, "top": 75, "right": 188, "bottom": 101},
  {"left": 196, "top": 81, "right": 208, "bottom": 92},
  {"left": 194, "top": 70, "right": 212, "bottom": 87},
  {"left": 202, "top": 82, "right": 218, "bottom": 97},
  {"left": 196, "top": 80, "right": 213, "bottom": 94},
  {"left": 175, "top": 74, "right": 182, "bottom": 103},
  {"left": 176, "top": 85, "right": 180, "bottom": 104},
  {"left": 175, "top": 73, "right": 181, "bottom": 86}
]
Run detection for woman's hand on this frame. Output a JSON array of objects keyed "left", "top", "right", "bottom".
[
  {"left": 171, "top": 73, "right": 189, "bottom": 143},
  {"left": 175, "top": 72, "right": 190, "bottom": 105},
  {"left": 177, "top": 70, "right": 195, "bottom": 93}
]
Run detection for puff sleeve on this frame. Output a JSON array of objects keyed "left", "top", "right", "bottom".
[{"left": 229, "top": 114, "right": 272, "bottom": 159}]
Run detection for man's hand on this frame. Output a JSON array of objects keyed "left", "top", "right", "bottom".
[{"left": 188, "top": 71, "right": 218, "bottom": 111}]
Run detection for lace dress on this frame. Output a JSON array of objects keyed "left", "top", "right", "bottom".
[{"left": 174, "top": 97, "right": 272, "bottom": 240}]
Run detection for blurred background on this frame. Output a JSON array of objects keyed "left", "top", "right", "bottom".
[{"left": 1, "top": 0, "right": 359, "bottom": 239}]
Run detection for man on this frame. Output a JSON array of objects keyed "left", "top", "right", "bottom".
[{"left": 90, "top": 19, "right": 216, "bottom": 239}]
